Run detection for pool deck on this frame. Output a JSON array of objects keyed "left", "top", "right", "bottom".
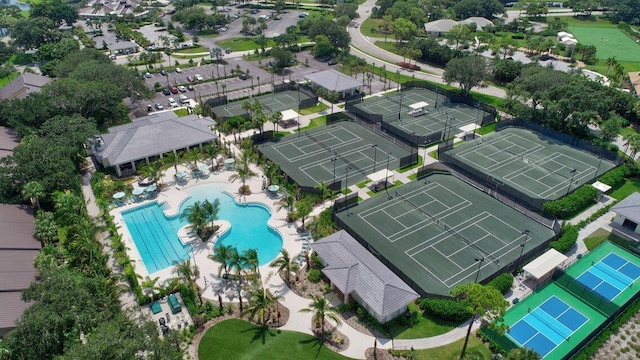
[{"left": 110, "top": 161, "right": 307, "bottom": 302}]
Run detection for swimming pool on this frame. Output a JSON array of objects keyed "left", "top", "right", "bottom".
[{"left": 122, "top": 183, "right": 283, "bottom": 274}]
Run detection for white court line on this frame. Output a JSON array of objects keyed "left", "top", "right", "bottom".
[
  {"left": 297, "top": 144, "right": 377, "bottom": 183},
  {"left": 270, "top": 126, "right": 363, "bottom": 162}
]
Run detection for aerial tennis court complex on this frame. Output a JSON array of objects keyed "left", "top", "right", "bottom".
[
  {"left": 491, "top": 242, "right": 640, "bottom": 359},
  {"left": 334, "top": 173, "right": 556, "bottom": 297},
  {"left": 440, "top": 127, "right": 617, "bottom": 203},
  {"left": 346, "top": 88, "right": 494, "bottom": 145},
  {"left": 257, "top": 121, "right": 413, "bottom": 190},
  {"left": 209, "top": 90, "right": 314, "bottom": 119}
]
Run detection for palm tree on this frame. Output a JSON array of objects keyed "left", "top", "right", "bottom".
[
  {"left": 605, "top": 56, "right": 617, "bottom": 76},
  {"left": 139, "top": 161, "right": 164, "bottom": 186},
  {"left": 173, "top": 259, "right": 201, "bottom": 305},
  {"left": 33, "top": 211, "right": 58, "bottom": 247},
  {"left": 228, "top": 153, "right": 256, "bottom": 194},
  {"left": 184, "top": 148, "right": 203, "bottom": 170},
  {"left": 203, "top": 142, "right": 221, "bottom": 170},
  {"left": 270, "top": 249, "right": 298, "bottom": 284},
  {"left": 624, "top": 133, "right": 640, "bottom": 160},
  {"left": 209, "top": 244, "right": 234, "bottom": 278},
  {"left": 242, "top": 248, "right": 260, "bottom": 279},
  {"left": 314, "top": 180, "right": 332, "bottom": 204},
  {"left": 21, "top": 181, "right": 45, "bottom": 210},
  {"left": 299, "top": 295, "right": 341, "bottom": 336},
  {"left": 270, "top": 111, "right": 283, "bottom": 135},
  {"left": 163, "top": 151, "right": 182, "bottom": 174},
  {"left": 180, "top": 201, "right": 207, "bottom": 236},
  {"left": 202, "top": 198, "right": 221, "bottom": 231},
  {"left": 54, "top": 190, "right": 85, "bottom": 227},
  {"left": 140, "top": 275, "right": 161, "bottom": 298},
  {"left": 245, "top": 290, "right": 276, "bottom": 326},
  {"left": 295, "top": 200, "right": 313, "bottom": 232}
]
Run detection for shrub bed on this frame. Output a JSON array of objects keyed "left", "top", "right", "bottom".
[
  {"left": 550, "top": 224, "right": 579, "bottom": 253},
  {"left": 487, "top": 273, "right": 514, "bottom": 295},
  {"left": 543, "top": 185, "right": 598, "bottom": 219},
  {"left": 418, "top": 298, "right": 473, "bottom": 322}
]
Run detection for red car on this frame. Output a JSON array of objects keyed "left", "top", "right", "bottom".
[
  {"left": 187, "top": 75, "right": 195, "bottom": 82},
  {"left": 170, "top": 86, "right": 179, "bottom": 94}
]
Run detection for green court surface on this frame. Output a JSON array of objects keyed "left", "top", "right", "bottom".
[
  {"left": 571, "top": 27, "right": 640, "bottom": 63},
  {"left": 350, "top": 88, "right": 489, "bottom": 136},
  {"left": 210, "top": 90, "right": 313, "bottom": 118},
  {"left": 335, "top": 173, "right": 556, "bottom": 297},
  {"left": 496, "top": 282, "right": 606, "bottom": 360},
  {"left": 562, "top": 241, "right": 640, "bottom": 308},
  {"left": 443, "top": 127, "right": 616, "bottom": 201},
  {"left": 257, "top": 121, "right": 412, "bottom": 189}
]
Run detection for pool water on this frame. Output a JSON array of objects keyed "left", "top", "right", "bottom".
[{"left": 122, "top": 183, "right": 283, "bottom": 274}]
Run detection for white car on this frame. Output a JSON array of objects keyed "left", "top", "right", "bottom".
[
  {"left": 195, "top": 74, "right": 203, "bottom": 81},
  {"left": 179, "top": 95, "right": 189, "bottom": 103},
  {"left": 168, "top": 98, "right": 178, "bottom": 107},
  {"left": 175, "top": 67, "right": 183, "bottom": 73},
  {"left": 177, "top": 85, "right": 187, "bottom": 92}
]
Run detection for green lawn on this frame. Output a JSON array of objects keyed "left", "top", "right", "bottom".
[
  {"left": 571, "top": 26, "right": 640, "bottom": 62},
  {"left": 173, "top": 108, "right": 189, "bottom": 117},
  {"left": 216, "top": 37, "right": 277, "bottom": 51},
  {"left": 619, "top": 126, "right": 639, "bottom": 139},
  {"left": 298, "top": 115, "right": 328, "bottom": 131},
  {"left": 0, "top": 72, "right": 19, "bottom": 88},
  {"left": 361, "top": 18, "right": 388, "bottom": 38},
  {"left": 299, "top": 102, "right": 328, "bottom": 115},
  {"left": 610, "top": 178, "right": 640, "bottom": 201},
  {"left": 386, "top": 303, "right": 459, "bottom": 339},
  {"left": 583, "top": 228, "right": 612, "bottom": 250},
  {"left": 175, "top": 45, "right": 209, "bottom": 54},
  {"left": 198, "top": 319, "right": 350, "bottom": 360},
  {"left": 392, "top": 334, "right": 491, "bottom": 359},
  {"left": 10, "top": 53, "right": 34, "bottom": 65},
  {"left": 476, "top": 123, "right": 496, "bottom": 135}
]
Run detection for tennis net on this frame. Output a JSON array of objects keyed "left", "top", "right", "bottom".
[
  {"left": 305, "top": 132, "right": 367, "bottom": 177},
  {"left": 529, "top": 309, "right": 571, "bottom": 339},
  {"left": 395, "top": 191, "right": 500, "bottom": 264}
]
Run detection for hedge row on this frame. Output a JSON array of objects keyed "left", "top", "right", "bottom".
[
  {"left": 418, "top": 298, "right": 473, "bottom": 322},
  {"left": 550, "top": 224, "right": 579, "bottom": 253},
  {"left": 487, "top": 273, "right": 514, "bottom": 295},
  {"left": 598, "top": 166, "right": 629, "bottom": 187},
  {"left": 543, "top": 185, "right": 598, "bottom": 219}
]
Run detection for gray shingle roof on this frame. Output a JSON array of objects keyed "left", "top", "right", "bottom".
[
  {"left": 304, "top": 70, "right": 363, "bottom": 93},
  {"left": 0, "top": 73, "right": 53, "bottom": 100},
  {"left": 108, "top": 41, "right": 137, "bottom": 51},
  {"left": 0, "top": 205, "right": 38, "bottom": 250},
  {"left": 94, "top": 112, "right": 217, "bottom": 166},
  {"left": 424, "top": 19, "right": 458, "bottom": 33},
  {"left": 612, "top": 192, "right": 640, "bottom": 224},
  {"left": 312, "top": 230, "right": 419, "bottom": 319},
  {"left": 0, "top": 292, "right": 32, "bottom": 336}
]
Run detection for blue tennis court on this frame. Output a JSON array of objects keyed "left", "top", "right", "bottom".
[
  {"left": 507, "top": 296, "right": 588, "bottom": 357},
  {"left": 576, "top": 252, "right": 640, "bottom": 301}
]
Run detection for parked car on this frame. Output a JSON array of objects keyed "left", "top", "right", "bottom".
[
  {"left": 187, "top": 85, "right": 194, "bottom": 91},
  {"left": 162, "top": 88, "right": 171, "bottom": 95},
  {"left": 219, "top": 27, "right": 228, "bottom": 32},
  {"left": 239, "top": 73, "right": 248, "bottom": 80},
  {"left": 168, "top": 98, "right": 178, "bottom": 107},
  {"left": 175, "top": 67, "right": 183, "bottom": 73},
  {"left": 249, "top": 9, "right": 259, "bottom": 14},
  {"left": 187, "top": 75, "right": 194, "bottom": 82},
  {"left": 160, "top": 70, "right": 167, "bottom": 76},
  {"left": 147, "top": 104, "right": 153, "bottom": 111},
  {"left": 170, "top": 86, "right": 179, "bottom": 94},
  {"left": 195, "top": 74, "right": 203, "bottom": 81},
  {"left": 177, "top": 85, "right": 187, "bottom": 92},
  {"left": 328, "top": 59, "right": 338, "bottom": 65},
  {"left": 179, "top": 95, "right": 189, "bottom": 103},
  {"left": 225, "top": 47, "right": 232, "bottom": 54},
  {"left": 155, "top": 103, "right": 164, "bottom": 110},
  {"left": 144, "top": 72, "right": 152, "bottom": 78}
]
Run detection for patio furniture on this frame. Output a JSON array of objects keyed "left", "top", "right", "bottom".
[
  {"left": 167, "top": 294, "right": 182, "bottom": 314},
  {"left": 150, "top": 301, "right": 162, "bottom": 314}
]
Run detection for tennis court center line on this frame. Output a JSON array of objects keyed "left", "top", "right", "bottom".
[
  {"left": 269, "top": 127, "right": 364, "bottom": 162},
  {"left": 298, "top": 144, "right": 382, "bottom": 182}
]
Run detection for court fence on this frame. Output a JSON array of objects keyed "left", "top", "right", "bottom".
[
  {"left": 553, "top": 271, "right": 619, "bottom": 317},
  {"left": 345, "top": 82, "right": 497, "bottom": 146},
  {"left": 496, "top": 119, "right": 622, "bottom": 164},
  {"left": 333, "top": 192, "right": 358, "bottom": 213},
  {"left": 416, "top": 162, "right": 561, "bottom": 233},
  {"left": 438, "top": 120, "right": 620, "bottom": 212}
]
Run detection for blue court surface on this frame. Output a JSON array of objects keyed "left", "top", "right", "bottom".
[
  {"left": 507, "top": 296, "right": 588, "bottom": 357},
  {"left": 576, "top": 253, "right": 640, "bottom": 301}
]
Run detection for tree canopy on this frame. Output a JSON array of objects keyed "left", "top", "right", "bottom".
[{"left": 443, "top": 56, "right": 490, "bottom": 96}]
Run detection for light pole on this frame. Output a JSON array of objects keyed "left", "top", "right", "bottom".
[
  {"left": 332, "top": 157, "right": 337, "bottom": 192},
  {"left": 344, "top": 166, "right": 351, "bottom": 194},
  {"left": 595, "top": 156, "right": 603, "bottom": 178},
  {"left": 274, "top": 289, "right": 279, "bottom": 326},
  {"left": 516, "top": 230, "right": 529, "bottom": 272},
  {"left": 566, "top": 169, "right": 577, "bottom": 196},
  {"left": 474, "top": 257, "right": 485, "bottom": 283},
  {"left": 372, "top": 145, "right": 378, "bottom": 173}
]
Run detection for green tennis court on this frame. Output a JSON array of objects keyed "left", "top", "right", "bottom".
[
  {"left": 443, "top": 128, "right": 616, "bottom": 201},
  {"left": 350, "top": 88, "right": 489, "bottom": 136},
  {"left": 572, "top": 27, "right": 640, "bottom": 62},
  {"left": 496, "top": 282, "right": 606, "bottom": 359},
  {"left": 210, "top": 90, "right": 313, "bottom": 118},
  {"left": 335, "top": 173, "right": 556, "bottom": 297},
  {"left": 257, "top": 121, "right": 412, "bottom": 189}
]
